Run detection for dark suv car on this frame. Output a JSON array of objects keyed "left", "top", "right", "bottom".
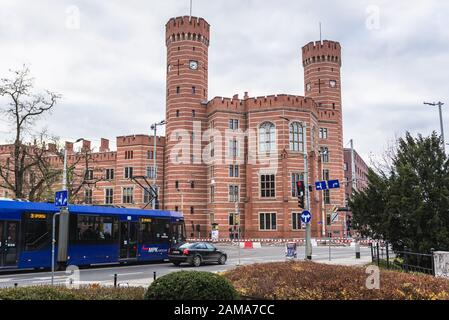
[{"left": 168, "top": 242, "right": 227, "bottom": 267}]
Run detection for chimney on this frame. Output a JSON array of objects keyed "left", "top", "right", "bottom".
[
  {"left": 232, "top": 94, "right": 239, "bottom": 100},
  {"left": 82, "top": 140, "right": 91, "bottom": 152},
  {"left": 244, "top": 92, "right": 249, "bottom": 99},
  {"left": 47, "top": 143, "right": 57, "bottom": 153},
  {"left": 100, "top": 138, "right": 109, "bottom": 152},
  {"left": 65, "top": 142, "right": 73, "bottom": 153}
]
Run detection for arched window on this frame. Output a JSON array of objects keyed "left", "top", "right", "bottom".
[
  {"left": 289, "top": 122, "right": 304, "bottom": 152},
  {"left": 259, "top": 122, "right": 275, "bottom": 153}
]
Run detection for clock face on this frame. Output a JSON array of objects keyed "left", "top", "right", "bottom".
[
  {"left": 330, "top": 80, "right": 337, "bottom": 88},
  {"left": 189, "top": 60, "right": 198, "bottom": 70}
]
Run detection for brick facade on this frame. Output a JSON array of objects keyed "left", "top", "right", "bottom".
[{"left": 0, "top": 15, "right": 349, "bottom": 239}]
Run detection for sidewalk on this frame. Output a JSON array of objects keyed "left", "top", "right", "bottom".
[{"left": 316, "top": 255, "right": 371, "bottom": 266}]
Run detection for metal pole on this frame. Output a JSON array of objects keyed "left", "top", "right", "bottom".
[
  {"left": 235, "top": 202, "right": 241, "bottom": 265},
  {"left": 153, "top": 124, "right": 157, "bottom": 210},
  {"left": 350, "top": 139, "right": 357, "bottom": 192},
  {"left": 328, "top": 233, "right": 331, "bottom": 261},
  {"left": 51, "top": 212, "right": 60, "bottom": 285},
  {"left": 62, "top": 149, "right": 68, "bottom": 190},
  {"left": 303, "top": 124, "right": 312, "bottom": 260},
  {"left": 438, "top": 103, "right": 445, "bottom": 149}
]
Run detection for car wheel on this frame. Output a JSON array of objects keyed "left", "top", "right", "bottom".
[
  {"left": 218, "top": 254, "right": 227, "bottom": 265},
  {"left": 173, "top": 261, "right": 181, "bottom": 266},
  {"left": 192, "top": 255, "right": 202, "bottom": 267}
]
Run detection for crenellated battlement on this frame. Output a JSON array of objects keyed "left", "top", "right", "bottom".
[
  {"left": 166, "top": 16, "right": 210, "bottom": 46},
  {"left": 206, "top": 94, "right": 319, "bottom": 116},
  {"left": 302, "top": 40, "right": 341, "bottom": 67},
  {"left": 117, "top": 134, "right": 166, "bottom": 147}
]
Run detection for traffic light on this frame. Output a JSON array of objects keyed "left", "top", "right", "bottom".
[{"left": 296, "top": 181, "right": 305, "bottom": 208}]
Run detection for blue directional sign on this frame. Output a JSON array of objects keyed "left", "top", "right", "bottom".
[
  {"left": 55, "top": 190, "right": 68, "bottom": 207},
  {"left": 328, "top": 179, "right": 340, "bottom": 189},
  {"left": 300, "top": 210, "right": 312, "bottom": 224},
  {"left": 315, "top": 181, "right": 328, "bottom": 191}
]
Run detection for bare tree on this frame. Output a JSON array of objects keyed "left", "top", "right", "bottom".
[{"left": 0, "top": 66, "right": 61, "bottom": 199}]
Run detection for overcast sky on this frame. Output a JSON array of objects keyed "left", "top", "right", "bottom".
[{"left": 1, "top": 0, "right": 448, "bottom": 164}]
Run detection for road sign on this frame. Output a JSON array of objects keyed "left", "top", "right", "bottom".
[
  {"left": 55, "top": 190, "right": 68, "bottom": 207},
  {"left": 315, "top": 181, "right": 328, "bottom": 191},
  {"left": 301, "top": 210, "right": 312, "bottom": 224},
  {"left": 331, "top": 212, "right": 339, "bottom": 223},
  {"left": 328, "top": 179, "right": 340, "bottom": 189}
]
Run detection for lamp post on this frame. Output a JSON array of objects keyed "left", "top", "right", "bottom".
[
  {"left": 52, "top": 138, "right": 84, "bottom": 285},
  {"left": 150, "top": 120, "right": 166, "bottom": 209},
  {"left": 424, "top": 101, "right": 445, "bottom": 151}
]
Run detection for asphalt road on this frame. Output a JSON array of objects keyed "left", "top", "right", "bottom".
[{"left": 0, "top": 244, "right": 372, "bottom": 288}]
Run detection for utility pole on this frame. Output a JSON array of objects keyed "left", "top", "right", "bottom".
[
  {"left": 424, "top": 101, "right": 445, "bottom": 151},
  {"left": 235, "top": 201, "right": 241, "bottom": 265},
  {"left": 350, "top": 139, "right": 357, "bottom": 192},
  {"left": 150, "top": 120, "right": 166, "bottom": 209},
  {"left": 303, "top": 124, "right": 312, "bottom": 260}
]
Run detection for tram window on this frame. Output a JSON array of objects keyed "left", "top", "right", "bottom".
[
  {"left": 76, "top": 215, "right": 117, "bottom": 242},
  {"left": 23, "top": 213, "right": 51, "bottom": 251},
  {"left": 171, "top": 222, "right": 185, "bottom": 243},
  {"left": 140, "top": 221, "right": 152, "bottom": 243},
  {"left": 152, "top": 219, "right": 170, "bottom": 243}
]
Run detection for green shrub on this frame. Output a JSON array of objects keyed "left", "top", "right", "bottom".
[
  {"left": 145, "top": 271, "right": 239, "bottom": 300},
  {"left": 0, "top": 286, "right": 77, "bottom": 300},
  {"left": 0, "top": 285, "right": 145, "bottom": 300}
]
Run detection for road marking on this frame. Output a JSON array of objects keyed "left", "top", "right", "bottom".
[{"left": 109, "top": 272, "right": 144, "bottom": 276}]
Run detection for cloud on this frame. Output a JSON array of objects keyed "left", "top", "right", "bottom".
[{"left": 0, "top": 0, "right": 448, "bottom": 161}]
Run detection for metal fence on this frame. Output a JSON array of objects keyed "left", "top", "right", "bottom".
[{"left": 370, "top": 242, "right": 435, "bottom": 276}]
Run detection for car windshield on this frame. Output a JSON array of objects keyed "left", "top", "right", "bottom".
[{"left": 178, "top": 243, "right": 196, "bottom": 249}]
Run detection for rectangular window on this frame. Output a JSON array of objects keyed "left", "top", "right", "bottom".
[
  {"left": 124, "top": 167, "right": 133, "bottom": 179},
  {"left": 229, "top": 185, "right": 239, "bottom": 203},
  {"left": 176, "top": 86, "right": 180, "bottom": 94},
  {"left": 229, "top": 139, "right": 238, "bottom": 157},
  {"left": 84, "top": 189, "right": 93, "bottom": 204},
  {"left": 23, "top": 213, "right": 51, "bottom": 251},
  {"left": 322, "top": 169, "right": 330, "bottom": 181},
  {"left": 292, "top": 212, "right": 303, "bottom": 230},
  {"left": 175, "top": 181, "right": 179, "bottom": 190},
  {"left": 143, "top": 187, "right": 157, "bottom": 204},
  {"left": 105, "top": 188, "right": 113, "bottom": 204},
  {"left": 192, "top": 109, "right": 196, "bottom": 117},
  {"left": 291, "top": 173, "right": 304, "bottom": 197},
  {"left": 210, "top": 185, "right": 215, "bottom": 203},
  {"left": 105, "top": 168, "right": 114, "bottom": 180},
  {"left": 76, "top": 215, "right": 117, "bottom": 242},
  {"left": 324, "top": 189, "right": 331, "bottom": 204},
  {"left": 85, "top": 169, "right": 94, "bottom": 181},
  {"left": 259, "top": 213, "right": 276, "bottom": 230},
  {"left": 229, "top": 165, "right": 234, "bottom": 177},
  {"left": 192, "top": 86, "right": 196, "bottom": 94},
  {"left": 319, "top": 128, "right": 328, "bottom": 139},
  {"left": 209, "top": 165, "right": 215, "bottom": 179},
  {"left": 344, "top": 162, "right": 348, "bottom": 171},
  {"left": 234, "top": 165, "right": 239, "bottom": 177},
  {"left": 122, "top": 187, "right": 134, "bottom": 204},
  {"left": 229, "top": 119, "right": 239, "bottom": 130},
  {"left": 146, "top": 166, "right": 157, "bottom": 179},
  {"left": 147, "top": 150, "right": 154, "bottom": 159},
  {"left": 176, "top": 110, "right": 180, "bottom": 117},
  {"left": 125, "top": 150, "right": 134, "bottom": 159},
  {"left": 260, "top": 174, "right": 275, "bottom": 198},
  {"left": 320, "top": 147, "right": 329, "bottom": 163}
]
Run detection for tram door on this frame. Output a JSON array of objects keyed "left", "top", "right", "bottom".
[
  {"left": 120, "top": 221, "right": 138, "bottom": 260},
  {"left": 0, "top": 221, "right": 19, "bottom": 267}
]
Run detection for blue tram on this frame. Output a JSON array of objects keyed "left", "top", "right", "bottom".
[{"left": 0, "top": 200, "right": 185, "bottom": 270}]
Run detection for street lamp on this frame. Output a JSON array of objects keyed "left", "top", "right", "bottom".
[
  {"left": 52, "top": 137, "right": 84, "bottom": 285},
  {"left": 424, "top": 101, "right": 445, "bottom": 150},
  {"left": 150, "top": 120, "right": 166, "bottom": 209}
]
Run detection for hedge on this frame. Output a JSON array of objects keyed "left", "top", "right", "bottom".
[{"left": 145, "top": 271, "right": 239, "bottom": 300}]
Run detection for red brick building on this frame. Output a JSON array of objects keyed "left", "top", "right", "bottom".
[{"left": 1, "top": 15, "right": 348, "bottom": 240}]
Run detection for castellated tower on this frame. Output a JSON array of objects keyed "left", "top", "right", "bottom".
[
  {"left": 164, "top": 16, "right": 210, "bottom": 238},
  {"left": 302, "top": 41, "right": 345, "bottom": 236}
]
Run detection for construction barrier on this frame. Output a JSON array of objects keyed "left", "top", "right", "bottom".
[{"left": 187, "top": 238, "right": 380, "bottom": 246}]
